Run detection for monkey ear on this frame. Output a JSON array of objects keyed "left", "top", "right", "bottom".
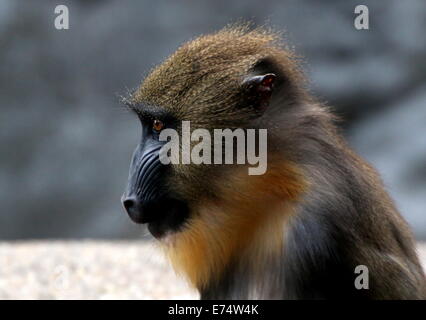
[{"left": 241, "top": 73, "right": 276, "bottom": 113}]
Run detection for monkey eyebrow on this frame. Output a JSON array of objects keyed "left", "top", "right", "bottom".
[
  {"left": 123, "top": 101, "right": 175, "bottom": 123},
  {"left": 119, "top": 90, "right": 173, "bottom": 121},
  {"left": 119, "top": 93, "right": 140, "bottom": 115},
  {"left": 122, "top": 100, "right": 140, "bottom": 115}
]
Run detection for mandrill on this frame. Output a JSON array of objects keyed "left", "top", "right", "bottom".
[{"left": 121, "top": 26, "right": 426, "bottom": 299}]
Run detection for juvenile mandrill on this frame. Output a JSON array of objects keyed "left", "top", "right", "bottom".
[{"left": 121, "top": 26, "right": 426, "bottom": 299}]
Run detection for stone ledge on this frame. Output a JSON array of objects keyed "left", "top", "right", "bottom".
[{"left": 0, "top": 241, "right": 425, "bottom": 299}]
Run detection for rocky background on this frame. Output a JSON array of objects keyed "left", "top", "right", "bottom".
[{"left": 0, "top": 0, "right": 425, "bottom": 240}]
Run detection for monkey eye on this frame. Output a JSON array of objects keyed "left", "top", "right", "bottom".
[{"left": 152, "top": 119, "right": 164, "bottom": 133}]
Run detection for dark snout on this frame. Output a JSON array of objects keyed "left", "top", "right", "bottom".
[
  {"left": 122, "top": 143, "right": 167, "bottom": 224},
  {"left": 122, "top": 138, "right": 189, "bottom": 238},
  {"left": 122, "top": 194, "right": 189, "bottom": 238}
]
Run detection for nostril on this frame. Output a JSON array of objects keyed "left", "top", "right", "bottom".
[
  {"left": 122, "top": 197, "right": 137, "bottom": 212},
  {"left": 122, "top": 196, "right": 148, "bottom": 224}
]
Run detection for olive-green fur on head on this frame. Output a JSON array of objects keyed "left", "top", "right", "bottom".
[{"left": 132, "top": 25, "right": 305, "bottom": 128}]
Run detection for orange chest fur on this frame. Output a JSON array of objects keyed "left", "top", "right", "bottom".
[{"left": 163, "top": 162, "right": 307, "bottom": 290}]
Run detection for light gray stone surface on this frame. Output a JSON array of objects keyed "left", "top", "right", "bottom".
[
  {"left": 0, "top": 241, "right": 198, "bottom": 299},
  {"left": 0, "top": 241, "right": 425, "bottom": 300}
]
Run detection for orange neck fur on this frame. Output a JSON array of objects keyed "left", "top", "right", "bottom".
[{"left": 162, "top": 161, "right": 307, "bottom": 290}]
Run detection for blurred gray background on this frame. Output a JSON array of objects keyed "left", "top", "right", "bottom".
[{"left": 0, "top": 0, "right": 425, "bottom": 240}]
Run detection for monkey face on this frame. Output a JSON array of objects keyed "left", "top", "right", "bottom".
[
  {"left": 122, "top": 26, "right": 302, "bottom": 240},
  {"left": 121, "top": 76, "right": 277, "bottom": 239}
]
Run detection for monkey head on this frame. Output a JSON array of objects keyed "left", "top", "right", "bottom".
[{"left": 121, "top": 26, "right": 305, "bottom": 240}]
